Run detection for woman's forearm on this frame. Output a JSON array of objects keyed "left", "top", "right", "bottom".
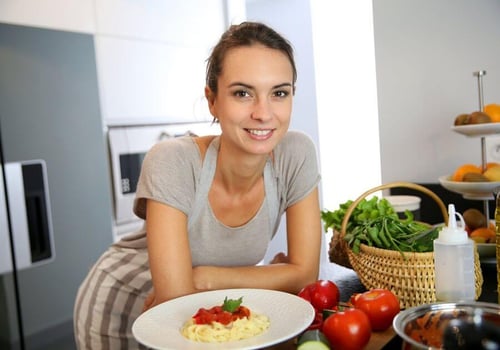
[{"left": 192, "top": 262, "right": 318, "bottom": 294}]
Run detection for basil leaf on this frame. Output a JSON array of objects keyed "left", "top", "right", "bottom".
[{"left": 222, "top": 296, "right": 243, "bottom": 313}]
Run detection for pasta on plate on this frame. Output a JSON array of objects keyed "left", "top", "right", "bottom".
[
  {"left": 181, "top": 313, "right": 270, "bottom": 342},
  {"left": 180, "top": 296, "right": 270, "bottom": 343}
]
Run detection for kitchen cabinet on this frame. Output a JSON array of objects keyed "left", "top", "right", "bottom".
[
  {"left": 0, "top": 0, "right": 94, "bottom": 33},
  {"left": 93, "top": 0, "right": 227, "bottom": 126},
  {"left": 94, "top": 0, "right": 226, "bottom": 46},
  {"left": 95, "top": 36, "right": 214, "bottom": 126}
]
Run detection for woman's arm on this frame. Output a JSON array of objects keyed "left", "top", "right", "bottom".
[
  {"left": 192, "top": 187, "right": 322, "bottom": 294},
  {"left": 145, "top": 187, "right": 321, "bottom": 311},
  {"left": 146, "top": 199, "right": 197, "bottom": 307}
]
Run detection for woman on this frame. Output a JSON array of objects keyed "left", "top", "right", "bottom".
[{"left": 74, "top": 21, "right": 322, "bottom": 349}]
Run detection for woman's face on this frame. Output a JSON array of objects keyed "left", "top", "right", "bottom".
[{"left": 206, "top": 44, "right": 294, "bottom": 156}]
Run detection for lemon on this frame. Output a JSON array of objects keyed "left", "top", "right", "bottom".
[{"left": 483, "top": 165, "right": 500, "bottom": 181}]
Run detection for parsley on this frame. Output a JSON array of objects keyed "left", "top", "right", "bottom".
[{"left": 222, "top": 296, "right": 243, "bottom": 313}]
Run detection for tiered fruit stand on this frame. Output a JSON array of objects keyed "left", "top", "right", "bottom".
[{"left": 439, "top": 70, "right": 500, "bottom": 221}]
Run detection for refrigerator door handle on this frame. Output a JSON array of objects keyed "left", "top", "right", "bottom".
[
  {"left": 4, "top": 160, "right": 55, "bottom": 271},
  {"left": 5, "top": 162, "right": 31, "bottom": 269}
]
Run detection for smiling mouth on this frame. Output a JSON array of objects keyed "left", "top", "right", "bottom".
[{"left": 246, "top": 129, "right": 273, "bottom": 136}]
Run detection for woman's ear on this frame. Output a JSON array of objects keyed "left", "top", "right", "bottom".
[{"left": 205, "top": 86, "right": 217, "bottom": 119}]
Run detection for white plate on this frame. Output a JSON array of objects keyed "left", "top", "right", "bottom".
[
  {"left": 132, "top": 288, "right": 315, "bottom": 350},
  {"left": 477, "top": 243, "right": 496, "bottom": 258},
  {"left": 439, "top": 175, "right": 500, "bottom": 199},
  {"left": 452, "top": 123, "right": 500, "bottom": 137}
]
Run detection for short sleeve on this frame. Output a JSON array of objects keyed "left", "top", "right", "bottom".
[
  {"left": 273, "top": 131, "right": 321, "bottom": 208},
  {"left": 133, "top": 137, "right": 201, "bottom": 219}
]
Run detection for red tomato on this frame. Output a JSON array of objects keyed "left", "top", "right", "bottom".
[
  {"left": 192, "top": 305, "right": 250, "bottom": 325},
  {"left": 350, "top": 289, "right": 400, "bottom": 331},
  {"left": 298, "top": 284, "right": 314, "bottom": 303},
  {"left": 322, "top": 308, "right": 371, "bottom": 350},
  {"left": 298, "top": 280, "right": 340, "bottom": 311},
  {"left": 231, "top": 305, "right": 250, "bottom": 321},
  {"left": 306, "top": 309, "right": 324, "bottom": 330}
]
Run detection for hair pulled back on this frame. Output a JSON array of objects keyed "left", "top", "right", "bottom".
[{"left": 206, "top": 21, "right": 297, "bottom": 94}]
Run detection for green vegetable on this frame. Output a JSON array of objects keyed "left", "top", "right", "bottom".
[
  {"left": 321, "top": 197, "right": 439, "bottom": 256},
  {"left": 321, "top": 196, "right": 397, "bottom": 233},
  {"left": 348, "top": 215, "right": 439, "bottom": 255},
  {"left": 222, "top": 297, "right": 242, "bottom": 313},
  {"left": 297, "top": 329, "right": 330, "bottom": 350}
]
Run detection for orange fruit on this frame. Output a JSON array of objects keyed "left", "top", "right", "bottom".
[
  {"left": 451, "top": 164, "right": 482, "bottom": 182},
  {"left": 484, "top": 103, "right": 500, "bottom": 123},
  {"left": 470, "top": 227, "right": 495, "bottom": 243},
  {"left": 485, "top": 162, "right": 500, "bottom": 170}
]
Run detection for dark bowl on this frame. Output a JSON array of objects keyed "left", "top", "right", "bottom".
[{"left": 393, "top": 301, "right": 500, "bottom": 349}]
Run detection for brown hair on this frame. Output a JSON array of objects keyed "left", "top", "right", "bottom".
[{"left": 206, "top": 21, "right": 297, "bottom": 94}]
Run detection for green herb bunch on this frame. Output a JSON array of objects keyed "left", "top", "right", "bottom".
[{"left": 321, "top": 197, "right": 439, "bottom": 255}]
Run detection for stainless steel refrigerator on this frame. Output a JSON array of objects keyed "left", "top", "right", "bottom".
[{"left": 0, "top": 23, "right": 114, "bottom": 349}]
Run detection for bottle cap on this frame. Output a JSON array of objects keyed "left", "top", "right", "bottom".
[{"left": 438, "top": 204, "right": 468, "bottom": 243}]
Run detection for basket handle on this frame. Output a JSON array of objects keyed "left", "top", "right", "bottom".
[{"left": 340, "top": 181, "right": 449, "bottom": 238}]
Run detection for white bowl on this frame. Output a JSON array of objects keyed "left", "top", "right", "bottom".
[
  {"left": 452, "top": 123, "right": 500, "bottom": 137},
  {"left": 439, "top": 175, "right": 500, "bottom": 199}
]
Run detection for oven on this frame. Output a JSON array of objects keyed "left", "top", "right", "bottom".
[{"left": 107, "top": 122, "right": 220, "bottom": 241}]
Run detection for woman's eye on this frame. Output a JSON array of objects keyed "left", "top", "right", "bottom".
[
  {"left": 274, "top": 90, "right": 290, "bottom": 98},
  {"left": 234, "top": 90, "right": 250, "bottom": 98}
]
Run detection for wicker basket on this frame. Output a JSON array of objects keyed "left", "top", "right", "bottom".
[{"left": 339, "top": 182, "right": 483, "bottom": 309}]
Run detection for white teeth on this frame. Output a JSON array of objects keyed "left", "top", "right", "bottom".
[{"left": 248, "top": 129, "right": 271, "bottom": 136}]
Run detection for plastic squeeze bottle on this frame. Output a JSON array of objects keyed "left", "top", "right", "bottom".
[{"left": 433, "top": 204, "right": 475, "bottom": 302}]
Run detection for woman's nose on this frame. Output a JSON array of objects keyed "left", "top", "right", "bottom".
[{"left": 250, "top": 98, "right": 272, "bottom": 121}]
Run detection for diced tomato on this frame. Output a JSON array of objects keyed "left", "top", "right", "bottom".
[
  {"left": 192, "top": 305, "right": 251, "bottom": 325},
  {"left": 231, "top": 305, "right": 251, "bottom": 321},
  {"left": 216, "top": 311, "right": 233, "bottom": 325},
  {"left": 193, "top": 308, "right": 216, "bottom": 324}
]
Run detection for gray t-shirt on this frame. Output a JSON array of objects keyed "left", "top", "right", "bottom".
[{"left": 119, "top": 130, "right": 320, "bottom": 267}]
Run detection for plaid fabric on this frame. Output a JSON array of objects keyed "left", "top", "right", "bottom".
[{"left": 74, "top": 247, "right": 152, "bottom": 349}]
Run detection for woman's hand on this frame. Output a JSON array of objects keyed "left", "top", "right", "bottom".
[
  {"left": 142, "top": 291, "right": 156, "bottom": 312},
  {"left": 270, "top": 252, "right": 289, "bottom": 264}
]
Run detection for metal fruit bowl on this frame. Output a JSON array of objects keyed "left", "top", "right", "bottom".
[{"left": 393, "top": 301, "right": 500, "bottom": 349}]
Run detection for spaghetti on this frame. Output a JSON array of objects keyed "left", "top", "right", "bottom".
[{"left": 180, "top": 297, "right": 270, "bottom": 343}]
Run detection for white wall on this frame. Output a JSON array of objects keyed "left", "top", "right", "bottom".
[
  {"left": 373, "top": 0, "right": 500, "bottom": 183},
  {"left": 310, "top": 0, "right": 382, "bottom": 210}
]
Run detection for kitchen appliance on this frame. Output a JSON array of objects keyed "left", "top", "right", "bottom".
[
  {"left": 0, "top": 157, "right": 56, "bottom": 349},
  {"left": 0, "top": 160, "right": 55, "bottom": 275},
  {"left": 0, "top": 24, "right": 114, "bottom": 349},
  {"left": 107, "top": 122, "right": 220, "bottom": 241}
]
